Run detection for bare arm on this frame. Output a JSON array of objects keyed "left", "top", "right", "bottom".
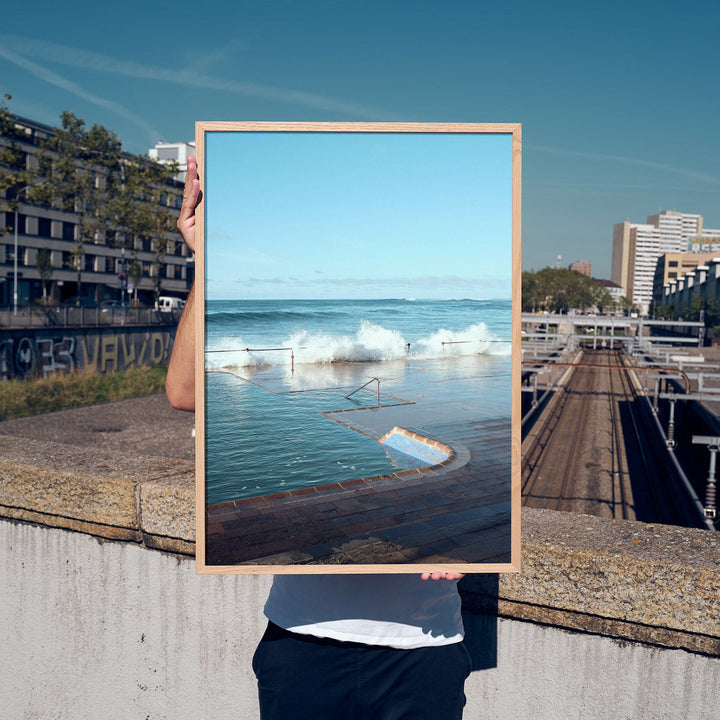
[{"left": 166, "top": 156, "right": 201, "bottom": 412}]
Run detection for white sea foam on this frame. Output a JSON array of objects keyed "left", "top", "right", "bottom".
[{"left": 207, "top": 319, "right": 510, "bottom": 370}]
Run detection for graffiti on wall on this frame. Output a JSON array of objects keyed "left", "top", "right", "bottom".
[{"left": 0, "top": 329, "right": 174, "bottom": 381}]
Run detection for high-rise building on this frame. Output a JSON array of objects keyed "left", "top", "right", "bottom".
[
  {"left": 569, "top": 260, "right": 591, "bottom": 277},
  {"left": 611, "top": 211, "right": 720, "bottom": 314}
]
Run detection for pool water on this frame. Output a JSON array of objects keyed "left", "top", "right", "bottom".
[{"left": 205, "top": 371, "right": 428, "bottom": 504}]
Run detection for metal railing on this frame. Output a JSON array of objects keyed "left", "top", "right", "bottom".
[
  {"left": 206, "top": 346, "right": 297, "bottom": 371},
  {"left": 345, "top": 377, "right": 381, "bottom": 406},
  {"left": 0, "top": 305, "right": 182, "bottom": 328}
]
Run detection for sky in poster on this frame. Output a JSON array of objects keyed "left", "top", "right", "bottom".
[
  {"left": 1, "top": 0, "right": 719, "bottom": 278},
  {"left": 205, "top": 130, "right": 512, "bottom": 299}
]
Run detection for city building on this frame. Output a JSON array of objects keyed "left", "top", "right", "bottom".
[
  {"left": 659, "top": 258, "right": 720, "bottom": 314},
  {"left": 1, "top": 114, "right": 193, "bottom": 308},
  {"left": 652, "top": 251, "right": 720, "bottom": 308},
  {"left": 611, "top": 210, "right": 720, "bottom": 315},
  {"left": 148, "top": 141, "right": 195, "bottom": 182},
  {"left": 569, "top": 260, "right": 591, "bottom": 277},
  {"left": 596, "top": 278, "right": 624, "bottom": 305}
]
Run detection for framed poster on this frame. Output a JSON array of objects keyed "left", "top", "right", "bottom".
[{"left": 195, "top": 122, "right": 521, "bottom": 574}]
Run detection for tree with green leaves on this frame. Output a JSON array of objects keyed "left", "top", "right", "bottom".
[
  {"left": 3, "top": 105, "right": 184, "bottom": 308},
  {"left": 35, "top": 248, "right": 53, "bottom": 302},
  {"left": 28, "top": 111, "right": 122, "bottom": 303},
  {"left": 108, "top": 155, "right": 179, "bottom": 305},
  {"left": 128, "top": 258, "right": 142, "bottom": 304},
  {"left": 0, "top": 94, "right": 31, "bottom": 235},
  {"left": 617, "top": 295, "right": 637, "bottom": 315},
  {"left": 522, "top": 267, "right": 611, "bottom": 313},
  {"left": 15, "top": 109, "right": 181, "bottom": 307},
  {"left": 118, "top": 157, "right": 179, "bottom": 305}
]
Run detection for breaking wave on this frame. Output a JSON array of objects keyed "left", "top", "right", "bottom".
[{"left": 206, "top": 319, "right": 509, "bottom": 370}]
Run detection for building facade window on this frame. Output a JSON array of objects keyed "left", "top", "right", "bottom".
[
  {"left": 5, "top": 212, "right": 26, "bottom": 234},
  {"left": 37, "top": 217, "right": 52, "bottom": 237}
]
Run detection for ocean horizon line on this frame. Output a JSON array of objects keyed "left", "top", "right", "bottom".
[{"left": 207, "top": 296, "right": 512, "bottom": 302}]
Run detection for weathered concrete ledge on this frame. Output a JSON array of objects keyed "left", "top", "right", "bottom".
[
  {"left": 1, "top": 435, "right": 717, "bottom": 656},
  {"left": 0, "top": 435, "right": 195, "bottom": 555},
  {"left": 462, "top": 509, "right": 719, "bottom": 656}
]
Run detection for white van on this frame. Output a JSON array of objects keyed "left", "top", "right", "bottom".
[{"left": 156, "top": 296, "right": 186, "bottom": 312}]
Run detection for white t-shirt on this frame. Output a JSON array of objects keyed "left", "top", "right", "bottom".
[{"left": 264, "top": 574, "right": 464, "bottom": 650}]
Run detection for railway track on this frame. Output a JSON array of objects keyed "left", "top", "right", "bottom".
[{"left": 522, "top": 347, "right": 693, "bottom": 524}]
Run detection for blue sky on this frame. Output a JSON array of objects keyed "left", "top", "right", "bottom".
[
  {"left": 205, "top": 130, "right": 512, "bottom": 299},
  {"left": 2, "top": 0, "right": 719, "bottom": 283}
]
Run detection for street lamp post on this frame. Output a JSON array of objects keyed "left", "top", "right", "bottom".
[{"left": 13, "top": 205, "right": 18, "bottom": 315}]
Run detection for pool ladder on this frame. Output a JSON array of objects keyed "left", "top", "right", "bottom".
[{"left": 345, "top": 377, "right": 381, "bottom": 406}]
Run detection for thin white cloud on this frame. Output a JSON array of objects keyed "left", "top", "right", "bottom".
[
  {"left": 528, "top": 143, "right": 720, "bottom": 186},
  {"left": 0, "top": 35, "right": 393, "bottom": 120},
  {"left": 188, "top": 40, "right": 247, "bottom": 76},
  {"left": 0, "top": 44, "right": 162, "bottom": 141},
  {"left": 210, "top": 247, "right": 279, "bottom": 265},
  {"left": 235, "top": 274, "right": 509, "bottom": 289},
  {"left": 238, "top": 277, "right": 309, "bottom": 286}
]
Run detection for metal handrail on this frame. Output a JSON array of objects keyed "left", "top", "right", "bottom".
[
  {"left": 441, "top": 339, "right": 511, "bottom": 346},
  {"left": 345, "top": 377, "right": 380, "bottom": 406},
  {"left": 206, "top": 346, "right": 297, "bottom": 370},
  {"left": 520, "top": 361, "right": 691, "bottom": 394}
]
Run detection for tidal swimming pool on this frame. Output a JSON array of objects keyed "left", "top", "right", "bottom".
[
  {"left": 204, "top": 354, "right": 510, "bottom": 505},
  {"left": 205, "top": 371, "right": 427, "bottom": 504}
]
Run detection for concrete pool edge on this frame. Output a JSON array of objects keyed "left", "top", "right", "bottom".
[{"left": 379, "top": 426, "right": 452, "bottom": 465}]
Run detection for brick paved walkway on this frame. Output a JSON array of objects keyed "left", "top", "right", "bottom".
[{"left": 206, "top": 412, "right": 512, "bottom": 566}]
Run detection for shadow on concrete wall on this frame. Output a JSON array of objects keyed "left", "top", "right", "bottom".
[{"left": 459, "top": 574, "right": 499, "bottom": 671}]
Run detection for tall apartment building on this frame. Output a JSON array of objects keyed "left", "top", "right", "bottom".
[
  {"left": 611, "top": 210, "right": 720, "bottom": 315},
  {"left": 569, "top": 260, "right": 591, "bottom": 277},
  {"left": 0, "top": 114, "right": 193, "bottom": 308}
]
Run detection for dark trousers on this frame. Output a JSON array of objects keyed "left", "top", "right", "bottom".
[{"left": 252, "top": 622, "right": 471, "bottom": 720}]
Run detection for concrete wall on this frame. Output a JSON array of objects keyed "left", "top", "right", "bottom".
[
  {"left": 2, "top": 520, "right": 270, "bottom": 720},
  {"left": 0, "top": 325, "right": 176, "bottom": 380},
  {"left": 3, "top": 519, "right": 718, "bottom": 720}
]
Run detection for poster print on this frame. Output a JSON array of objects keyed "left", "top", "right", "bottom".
[{"left": 195, "top": 122, "right": 521, "bottom": 574}]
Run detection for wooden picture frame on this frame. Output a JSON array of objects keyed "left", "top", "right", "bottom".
[{"left": 194, "top": 122, "right": 521, "bottom": 574}]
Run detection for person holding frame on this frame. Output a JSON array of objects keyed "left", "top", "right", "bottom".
[{"left": 166, "top": 156, "right": 471, "bottom": 719}]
